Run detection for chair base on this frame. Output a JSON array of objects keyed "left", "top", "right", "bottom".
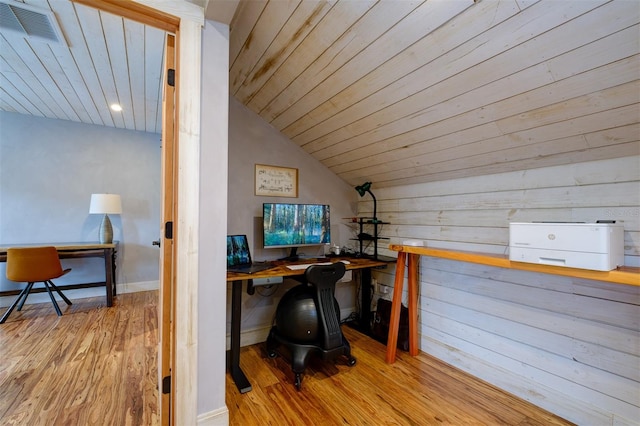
[
  {"left": 0, "top": 280, "right": 72, "bottom": 324},
  {"left": 266, "top": 263, "right": 353, "bottom": 390},
  {"left": 266, "top": 327, "right": 356, "bottom": 390}
]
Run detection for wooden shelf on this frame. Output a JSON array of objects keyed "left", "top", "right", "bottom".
[{"left": 388, "top": 244, "right": 640, "bottom": 287}]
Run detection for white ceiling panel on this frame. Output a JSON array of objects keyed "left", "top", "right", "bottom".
[{"left": 0, "top": 0, "right": 165, "bottom": 133}]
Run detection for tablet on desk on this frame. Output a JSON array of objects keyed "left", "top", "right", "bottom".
[{"left": 227, "top": 235, "right": 272, "bottom": 274}]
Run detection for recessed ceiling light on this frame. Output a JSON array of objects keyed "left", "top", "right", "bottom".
[{"left": 110, "top": 103, "right": 122, "bottom": 112}]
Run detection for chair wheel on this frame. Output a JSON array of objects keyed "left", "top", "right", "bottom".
[
  {"left": 294, "top": 374, "right": 302, "bottom": 390},
  {"left": 348, "top": 356, "right": 356, "bottom": 366}
]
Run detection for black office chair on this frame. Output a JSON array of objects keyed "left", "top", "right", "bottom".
[{"left": 266, "top": 262, "right": 356, "bottom": 390}]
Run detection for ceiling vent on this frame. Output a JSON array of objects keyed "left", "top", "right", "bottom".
[{"left": 0, "top": 0, "right": 66, "bottom": 45}]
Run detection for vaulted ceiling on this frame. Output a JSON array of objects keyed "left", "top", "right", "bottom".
[
  {"left": 228, "top": 0, "right": 640, "bottom": 188},
  {"left": 1, "top": 0, "right": 638, "bottom": 188}
]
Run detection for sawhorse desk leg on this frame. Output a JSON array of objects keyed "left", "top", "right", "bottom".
[{"left": 386, "top": 251, "right": 419, "bottom": 363}]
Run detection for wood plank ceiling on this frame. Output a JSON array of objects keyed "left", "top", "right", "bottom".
[
  {"left": 0, "top": 0, "right": 165, "bottom": 134},
  {"left": 1, "top": 0, "right": 638, "bottom": 189},
  {"left": 229, "top": 0, "right": 640, "bottom": 188}
]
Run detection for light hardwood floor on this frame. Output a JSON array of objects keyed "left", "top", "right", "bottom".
[
  {"left": 227, "top": 324, "right": 575, "bottom": 425},
  {"left": 2, "top": 290, "right": 574, "bottom": 425},
  {"left": 0, "top": 291, "right": 158, "bottom": 425}
]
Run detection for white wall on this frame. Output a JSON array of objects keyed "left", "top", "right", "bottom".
[
  {"left": 0, "top": 112, "right": 161, "bottom": 304},
  {"left": 227, "top": 97, "right": 358, "bottom": 255},
  {"left": 365, "top": 156, "right": 640, "bottom": 425},
  {"left": 198, "top": 19, "right": 230, "bottom": 423},
  {"left": 227, "top": 96, "right": 361, "bottom": 346}
]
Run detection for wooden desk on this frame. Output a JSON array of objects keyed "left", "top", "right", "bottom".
[
  {"left": 385, "top": 244, "right": 640, "bottom": 364},
  {"left": 0, "top": 242, "right": 118, "bottom": 307},
  {"left": 226, "top": 256, "right": 388, "bottom": 394}
]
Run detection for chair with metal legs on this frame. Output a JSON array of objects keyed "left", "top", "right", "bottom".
[{"left": 1, "top": 246, "right": 72, "bottom": 324}]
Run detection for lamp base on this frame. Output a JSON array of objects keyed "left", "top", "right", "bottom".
[{"left": 99, "top": 214, "right": 114, "bottom": 244}]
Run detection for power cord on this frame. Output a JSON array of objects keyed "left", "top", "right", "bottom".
[{"left": 341, "top": 312, "right": 359, "bottom": 324}]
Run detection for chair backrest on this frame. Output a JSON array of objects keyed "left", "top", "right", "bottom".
[
  {"left": 6, "top": 246, "right": 64, "bottom": 282},
  {"left": 304, "top": 261, "right": 346, "bottom": 288},
  {"left": 305, "top": 262, "right": 346, "bottom": 350}
]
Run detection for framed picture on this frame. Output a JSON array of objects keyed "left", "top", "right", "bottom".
[{"left": 255, "top": 164, "right": 298, "bottom": 197}]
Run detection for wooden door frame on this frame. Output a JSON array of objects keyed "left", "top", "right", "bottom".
[
  {"left": 159, "top": 33, "right": 177, "bottom": 425},
  {"left": 72, "top": 1, "right": 204, "bottom": 424}
]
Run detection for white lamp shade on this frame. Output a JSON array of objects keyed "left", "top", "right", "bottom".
[{"left": 89, "top": 194, "right": 122, "bottom": 214}]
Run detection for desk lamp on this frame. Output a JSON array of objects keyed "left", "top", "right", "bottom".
[
  {"left": 89, "top": 193, "right": 122, "bottom": 244},
  {"left": 355, "top": 181, "right": 377, "bottom": 223}
]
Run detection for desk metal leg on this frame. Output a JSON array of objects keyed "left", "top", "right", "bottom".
[
  {"left": 112, "top": 249, "right": 118, "bottom": 296},
  {"left": 229, "top": 280, "right": 252, "bottom": 393},
  {"left": 104, "top": 248, "right": 114, "bottom": 307},
  {"left": 359, "top": 268, "right": 373, "bottom": 335}
]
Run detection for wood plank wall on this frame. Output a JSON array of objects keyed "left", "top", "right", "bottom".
[{"left": 365, "top": 156, "right": 640, "bottom": 425}]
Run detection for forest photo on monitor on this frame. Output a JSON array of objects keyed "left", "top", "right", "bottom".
[{"left": 263, "top": 203, "right": 330, "bottom": 248}]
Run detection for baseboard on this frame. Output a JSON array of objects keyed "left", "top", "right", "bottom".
[
  {"left": 0, "top": 280, "right": 159, "bottom": 308},
  {"left": 197, "top": 406, "right": 229, "bottom": 425},
  {"left": 117, "top": 280, "right": 159, "bottom": 294},
  {"left": 340, "top": 306, "right": 356, "bottom": 321},
  {"left": 228, "top": 325, "right": 271, "bottom": 349}
]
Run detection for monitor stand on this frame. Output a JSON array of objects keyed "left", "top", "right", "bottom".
[{"left": 278, "top": 247, "right": 299, "bottom": 262}]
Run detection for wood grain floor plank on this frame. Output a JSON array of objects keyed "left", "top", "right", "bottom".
[
  {"left": 227, "top": 325, "right": 575, "bottom": 425},
  {"left": 2, "top": 290, "right": 576, "bottom": 425},
  {"left": 121, "top": 292, "right": 147, "bottom": 425},
  {"left": 0, "top": 291, "right": 158, "bottom": 425}
]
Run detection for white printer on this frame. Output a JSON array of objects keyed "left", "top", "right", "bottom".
[{"left": 509, "top": 222, "right": 624, "bottom": 271}]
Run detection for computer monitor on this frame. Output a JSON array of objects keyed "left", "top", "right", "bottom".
[{"left": 263, "top": 203, "right": 331, "bottom": 260}]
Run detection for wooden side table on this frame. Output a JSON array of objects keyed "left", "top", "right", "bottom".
[{"left": 385, "top": 243, "right": 639, "bottom": 363}]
